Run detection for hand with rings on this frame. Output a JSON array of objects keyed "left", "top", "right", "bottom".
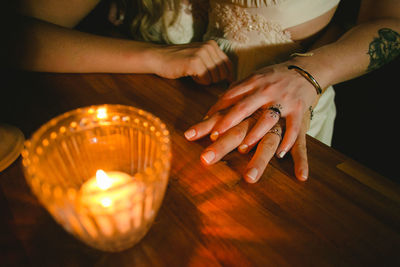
[
  {"left": 184, "top": 104, "right": 312, "bottom": 183},
  {"left": 202, "top": 62, "right": 319, "bottom": 158}
]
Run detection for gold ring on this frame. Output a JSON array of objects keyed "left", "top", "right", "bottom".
[{"left": 267, "top": 128, "right": 282, "bottom": 139}]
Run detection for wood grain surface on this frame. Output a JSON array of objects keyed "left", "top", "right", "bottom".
[{"left": 1, "top": 71, "right": 399, "bottom": 266}]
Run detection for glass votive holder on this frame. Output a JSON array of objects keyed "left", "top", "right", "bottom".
[{"left": 21, "top": 104, "right": 171, "bottom": 252}]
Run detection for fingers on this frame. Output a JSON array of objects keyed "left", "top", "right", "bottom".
[
  {"left": 191, "top": 57, "right": 213, "bottom": 85},
  {"left": 206, "top": 75, "right": 262, "bottom": 116},
  {"left": 184, "top": 112, "right": 223, "bottom": 141},
  {"left": 208, "top": 40, "right": 234, "bottom": 83},
  {"left": 238, "top": 108, "right": 280, "bottom": 153},
  {"left": 186, "top": 111, "right": 307, "bottom": 184},
  {"left": 244, "top": 128, "right": 281, "bottom": 183},
  {"left": 291, "top": 130, "right": 308, "bottom": 181},
  {"left": 210, "top": 91, "right": 270, "bottom": 137},
  {"left": 191, "top": 40, "right": 233, "bottom": 85},
  {"left": 291, "top": 107, "right": 311, "bottom": 181},
  {"left": 276, "top": 111, "right": 302, "bottom": 159},
  {"left": 200, "top": 119, "right": 254, "bottom": 165}
]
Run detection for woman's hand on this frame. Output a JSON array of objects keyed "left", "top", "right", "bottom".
[
  {"left": 203, "top": 62, "right": 318, "bottom": 155},
  {"left": 184, "top": 107, "right": 312, "bottom": 182},
  {"left": 153, "top": 40, "right": 234, "bottom": 85},
  {"left": 108, "top": 2, "right": 232, "bottom": 84}
]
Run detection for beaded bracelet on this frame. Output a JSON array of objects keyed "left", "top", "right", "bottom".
[{"left": 288, "top": 65, "right": 322, "bottom": 95}]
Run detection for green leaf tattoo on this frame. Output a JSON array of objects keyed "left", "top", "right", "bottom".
[{"left": 367, "top": 28, "right": 400, "bottom": 72}]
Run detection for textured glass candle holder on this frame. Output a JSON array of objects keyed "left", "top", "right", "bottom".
[{"left": 21, "top": 104, "right": 171, "bottom": 252}]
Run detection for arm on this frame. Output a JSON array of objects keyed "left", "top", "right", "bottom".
[
  {"left": 10, "top": 0, "right": 232, "bottom": 84},
  {"left": 12, "top": 15, "right": 161, "bottom": 73},
  {"left": 12, "top": 0, "right": 158, "bottom": 73},
  {"left": 289, "top": 0, "right": 400, "bottom": 90}
]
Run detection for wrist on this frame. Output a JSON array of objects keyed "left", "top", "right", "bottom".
[
  {"left": 287, "top": 65, "right": 322, "bottom": 95},
  {"left": 286, "top": 52, "right": 334, "bottom": 91},
  {"left": 122, "top": 40, "right": 163, "bottom": 74},
  {"left": 139, "top": 43, "right": 164, "bottom": 74}
]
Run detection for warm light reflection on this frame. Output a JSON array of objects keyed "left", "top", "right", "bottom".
[
  {"left": 96, "top": 169, "right": 113, "bottom": 190},
  {"left": 96, "top": 108, "right": 107, "bottom": 119},
  {"left": 100, "top": 197, "right": 112, "bottom": 207}
]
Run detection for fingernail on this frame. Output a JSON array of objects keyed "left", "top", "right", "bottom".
[
  {"left": 184, "top": 129, "right": 196, "bottom": 140},
  {"left": 201, "top": 150, "right": 215, "bottom": 164},
  {"left": 210, "top": 131, "right": 219, "bottom": 141},
  {"left": 238, "top": 144, "right": 248, "bottom": 153},
  {"left": 245, "top": 168, "right": 258, "bottom": 183},
  {"left": 300, "top": 171, "right": 308, "bottom": 181},
  {"left": 278, "top": 150, "right": 286, "bottom": 158}
]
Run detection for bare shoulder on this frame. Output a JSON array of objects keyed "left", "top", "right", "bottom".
[{"left": 17, "top": 0, "right": 101, "bottom": 28}]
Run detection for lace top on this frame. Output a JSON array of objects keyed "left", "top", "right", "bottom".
[
  {"left": 205, "top": 0, "right": 340, "bottom": 47},
  {"left": 203, "top": 0, "right": 340, "bottom": 78},
  {"left": 149, "top": 0, "right": 340, "bottom": 78}
]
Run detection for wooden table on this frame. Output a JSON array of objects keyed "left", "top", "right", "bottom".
[{"left": 1, "top": 71, "right": 400, "bottom": 266}]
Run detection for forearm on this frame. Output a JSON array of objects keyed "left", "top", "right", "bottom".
[
  {"left": 288, "top": 18, "right": 400, "bottom": 90},
  {"left": 11, "top": 16, "right": 161, "bottom": 73}
]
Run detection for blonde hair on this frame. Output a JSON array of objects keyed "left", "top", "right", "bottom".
[{"left": 118, "top": 0, "right": 181, "bottom": 43}]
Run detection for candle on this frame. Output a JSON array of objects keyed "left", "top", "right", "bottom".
[
  {"left": 79, "top": 169, "right": 145, "bottom": 236},
  {"left": 22, "top": 104, "right": 171, "bottom": 251}
]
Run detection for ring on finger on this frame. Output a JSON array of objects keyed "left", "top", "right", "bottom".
[
  {"left": 267, "top": 124, "right": 283, "bottom": 140},
  {"left": 267, "top": 128, "right": 282, "bottom": 140},
  {"left": 267, "top": 104, "right": 283, "bottom": 118}
]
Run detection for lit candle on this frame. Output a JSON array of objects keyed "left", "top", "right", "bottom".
[{"left": 79, "top": 169, "right": 144, "bottom": 237}]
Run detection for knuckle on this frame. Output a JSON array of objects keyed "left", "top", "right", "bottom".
[
  {"left": 194, "top": 48, "right": 206, "bottom": 58},
  {"left": 234, "top": 101, "right": 250, "bottom": 114},
  {"left": 294, "top": 99, "right": 305, "bottom": 112},
  {"left": 189, "top": 58, "right": 205, "bottom": 73}
]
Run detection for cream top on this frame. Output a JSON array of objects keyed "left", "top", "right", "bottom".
[
  {"left": 213, "top": 0, "right": 340, "bottom": 29},
  {"left": 155, "top": 0, "right": 340, "bottom": 45},
  {"left": 150, "top": 0, "right": 340, "bottom": 78}
]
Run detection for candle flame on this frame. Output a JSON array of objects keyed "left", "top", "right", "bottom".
[
  {"left": 96, "top": 108, "right": 107, "bottom": 119},
  {"left": 96, "top": 169, "right": 112, "bottom": 190},
  {"left": 100, "top": 197, "right": 112, "bottom": 207}
]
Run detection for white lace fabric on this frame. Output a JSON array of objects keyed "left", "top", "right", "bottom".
[
  {"left": 203, "top": 0, "right": 340, "bottom": 79},
  {"left": 208, "top": 3, "right": 292, "bottom": 46}
]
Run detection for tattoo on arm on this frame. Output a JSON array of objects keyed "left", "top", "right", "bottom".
[{"left": 367, "top": 28, "right": 400, "bottom": 72}]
